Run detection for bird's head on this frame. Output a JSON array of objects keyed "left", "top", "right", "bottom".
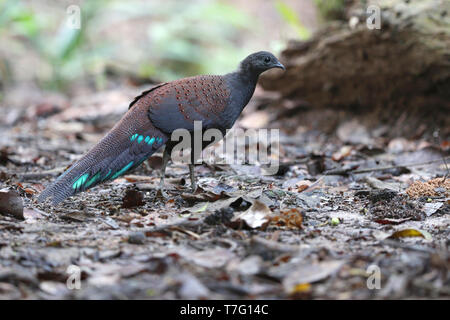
[{"left": 239, "top": 51, "right": 285, "bottom": 76}]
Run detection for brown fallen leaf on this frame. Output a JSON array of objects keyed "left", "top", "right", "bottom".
[
  {"left": 177, "top": 248, "right": 236, "bottom": 269},
  {"left": 23, "top": 208, "right": 48, "bottom": 223},
  {"left": 0, "top": 188, "right": 24, "bottom": 220},
  {"left": 332, "top": 145, "right": 353, "bottom": 161},
  {"left": 180, "top": 187, "right": 223, "bottom": 203},
  {"left": 422, "top": 202, "right": 444, "bottom": 217},
  {"left": 177, "top": 273, "right": 210, "bottom": 300},
  {"left": 283, "top": 260, "right": 345, "bottom": 293},
  {"left": 271, "top": 208, "right": 303, "bottom": 229},
  {"left": 122, "top": 188, "right": 145, "bottom": 208},
  {"left": 365, "top": 176, "right": 401, "bottom": 192},
  {"left": 227, "top": 255, "right": 263, "bottom": 276}
]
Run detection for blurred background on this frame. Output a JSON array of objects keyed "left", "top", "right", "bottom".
[
  {"left": 0, "top": 0, "right": 322, "bottom": 93},
  {"left": 0, "top": 1, "right": 449, "bottom": 300},
  {"left": 0, "top": 0, "right": 448, "bottom": 144}
]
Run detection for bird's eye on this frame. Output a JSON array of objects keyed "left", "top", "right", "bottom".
[{"left": 264, "top": 57, "right": 271, "bottom": 63}]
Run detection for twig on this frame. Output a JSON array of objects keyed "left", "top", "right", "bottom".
[
  {"left": 250, "top": 236, "right": 302, "bottom": 253},
  {"left": 142, "top": 218, "right": 204, "bottom": 233},
  {"left": 380, "top": 239, "right": 435, "bottom": 254},
  {"left": 324, "top": 157, "right": 450, "bottom": 176}
]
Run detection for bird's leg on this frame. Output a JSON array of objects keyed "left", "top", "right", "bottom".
[
  {"left": 189, "top": 138, "right": 203, "bottom": 193},
  {"left": 189, "top": 164, "right": 197, "bottom": 193},
  {"left": 159, "top": 147, "right": 170, "bottom": 198}
]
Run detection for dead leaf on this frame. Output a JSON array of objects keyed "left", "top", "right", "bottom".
[
  {"left": 231, "top": 200, "right": 271, "bottom": 229},
  {"left": 23, "top": 208, "right": 47, "bottom": 223},
  {"left": 388, "top": 229, "right": 432, "bottom": 240},
  {"left": 180, "top": 186, "right": 223, "bottom": 202},
  {"left": 60, "top": 212, "right": 86, "bottom": 222},
  {"left": 332, "top": 145, "right": 353, "bottom": 161},
  {"left": 422, "top": 202, "right": 444, "bottom": 217},
  {"left": 178, "top": 248, "right": 236, "bottom": 269},
  {"left": 337, "top": 120, "right": 372, "bottom": 145},
  {"left": 387, "top": 138, "right": 415, "bottom": 153},
  {"left": 283, "top": 260, "right": 345, "bottom": 292},
  {"left": 271, "top": 208, "right": 303, "bottom": 229},
  {"left": 197, "top": 178, "right": 237, "bottom": 196},
  {"left": 0, "top": 188, "right": 24, "bottom": 220},
  {"left": 146, "top": 155, "right": 163, "bottom": 169},
  {"left": 365, "top": 176, "right": 400, "bottom": 192},
  {"left": 177, "top": 273, "right": 210, "bottom": 299},
  {"left": 291, "top": 283, "right": 311, "bottom": 294},
  {"left": 122, "top": 188, "right": 144, "bottom": 208},
  {"left": 188, "top": 189, "right": 261, "bottom": 214},
  {"left": 291, "top": 180, "right": 312, "bottom": 193},
  {"left": 227, "top": 255, "right": 263, "bottom": 276}
]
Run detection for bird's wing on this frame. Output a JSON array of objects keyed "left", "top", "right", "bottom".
[
  {"left": 129, "top": 82, "right": 168, "bottom": 110},
  {"left": 132, "top": 75, "right": 231, "bottom": 133}
]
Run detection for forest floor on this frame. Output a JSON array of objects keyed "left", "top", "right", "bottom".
[{"left": 0, "top": 84, "right": 449, "bottom": 299}]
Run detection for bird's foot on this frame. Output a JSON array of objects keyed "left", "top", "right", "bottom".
[{"left": 189, "top": 164, "right": 197, "bottom": 194}]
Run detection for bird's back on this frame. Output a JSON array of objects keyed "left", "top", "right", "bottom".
[{"left": 132, "top": 74, "right": 251, "bottom": 133}]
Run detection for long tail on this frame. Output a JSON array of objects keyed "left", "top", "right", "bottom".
[{"left": 37, "top": 106, "right": 168, "bottom": 205}]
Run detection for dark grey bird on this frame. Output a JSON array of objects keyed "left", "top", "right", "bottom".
[{"left": 37, "top": 51, "right": 285, "bottom": 205}]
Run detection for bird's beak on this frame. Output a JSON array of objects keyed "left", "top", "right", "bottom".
[{"left": 274, "top": 61, "right": 285, "bottom": 70}]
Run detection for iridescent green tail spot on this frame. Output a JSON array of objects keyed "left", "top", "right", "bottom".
[
  {"left": 131, "top": 134, "right": 159, "bottom": 146},
  {"left": 72, "top": 173, "right": 89, "bottom": 190},
  {"left": 102, "top": 169, "right": 112, "bottom": 181},
  {"left": 85, "top": 171, "right": 101, "bottom": 188},
  {"left": 111, "top": 161, "right": 134, "bottom": 180},
  {"left": 130, "top": 134, "right": 138, "bottom": 142}
]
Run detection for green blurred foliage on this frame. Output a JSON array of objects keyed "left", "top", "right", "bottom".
[
  {"left": 314, "top": 0, "right": 348, "bottom": 21},
  {"left": 143, "top": 1, "right": 254, "bottom": 81},
  {"left": 0, "top": 0, "right": 111, "bottom": 90},
  {"left": 274, "top": 0, "right": 311, "bottom": 40},
  {"left": 0, "top": 0, "right": 311, "bottom": 92}
]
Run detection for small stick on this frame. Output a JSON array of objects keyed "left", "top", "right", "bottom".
[
  {"left": 250, "top": 235, "right": 301, "bottom": 253},
  {"left": 143, "top": 218, "right": 203, "bottom": 233}
]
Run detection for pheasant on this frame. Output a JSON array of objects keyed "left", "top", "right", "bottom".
[{"left": 37, "top": 51, "right": 285, "bottom": 205}]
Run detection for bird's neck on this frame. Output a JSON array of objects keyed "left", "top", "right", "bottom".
[
  {"left": 229, "top": 69, "right": 259, "bottom": 102},
  {"left": 236, "top": 63, "right": 260, "bottom": 84},
  {"left": 222, "top": 70, "right": 259, "bottom": 128}
]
